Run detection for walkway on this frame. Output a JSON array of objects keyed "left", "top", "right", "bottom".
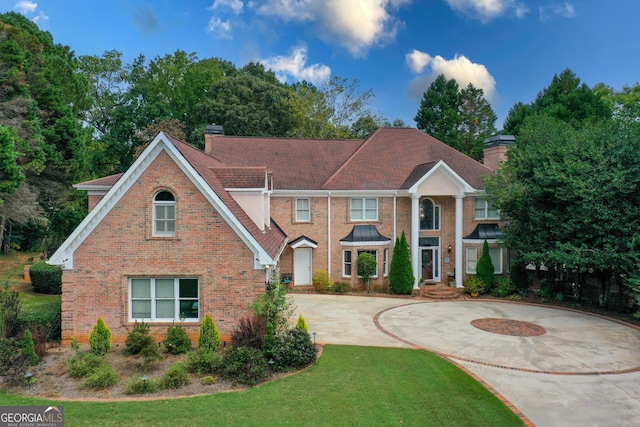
[{"left": 291, "top": 294, "right": 640, "bottom": 427}]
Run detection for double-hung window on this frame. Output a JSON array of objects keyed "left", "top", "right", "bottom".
[
  {"left": 154, "top": 191, "right": 176, "bottom": 236},
  {"left": 475, "top": 198, "right": 500, "bottom": 220},
  {"left": 351, "top": 198, "right": 378, "bottom": 221},
  {"left": 130, "top": 278, "right": 199, "bottom": 322},
  {"left": 466, "top": 247, "right": 478, "bottom": 274},
  {"left": 343, "top": 250, "right": 352, "bottom": 277},
  {"left": 295, "top": 198, "right": 310, "bottom": 222},
  {"left": 489, "top": 247, "right": 503, "bottom": 274}
]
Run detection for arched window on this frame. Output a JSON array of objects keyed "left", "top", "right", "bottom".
[
  {"left": 153, "top": 191, "right": 176, "bottom": 236},
  {"left": 420, "top": 198, "right": 440, "bottom": 230}
]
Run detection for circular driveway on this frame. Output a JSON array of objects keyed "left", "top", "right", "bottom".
[{"left": 375, "top": 301, "right": 640, "bottom": 374}]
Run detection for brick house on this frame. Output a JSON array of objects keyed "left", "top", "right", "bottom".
[{"left": 49, "top": 127, "right": 512, "bottom": 343}]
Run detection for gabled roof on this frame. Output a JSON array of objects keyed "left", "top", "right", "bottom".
[
  {"left": 205, "top": 128, "right": 492, "bottom": 192},
  {"left": 50, "top": 132, "right": 286, "bottom": 269}
]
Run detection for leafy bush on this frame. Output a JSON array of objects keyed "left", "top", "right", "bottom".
[
  {"left": 0, "top": 282, "right": 21, "bottom": 338},
  {"left": 0, "top": 338, "right": 21, "bottom": 374},
  {"left": 357, "top": 252, "right": 377, "bottom": 293},
  {"left": 125, "top": 375, "right": 162, "bottom": 394},
  {"left": 312, "top": 270, "right": 331, "bottom": 293},
  {"left": 202, "top": 375, "right": 216, "bottom": 385},
  {"left": 162, "top": 363, "right": 191, "bottom": 389},
  {"left": 186, "top": 348, "right": 222, "bottom": 376},
  {"left": 465, "top": 276, "right": 485, "bottom": 295},
  {"left": 251, "top": 278, "right": 293, "bottom": 337},
  {"left": 18, "top": 298, "right": 61, "bottom": 342},
  {"left": 67, "top": 352, "right": 104, "bottom": 379},
  {"left": 89, "top": 317, "right": 112, "bottom": 356},
  {"left": 389, "top": 232, "right": 414, "bottom": 295},
  {"left": 264, "top": 328, "right": 317, "bottom": 372},
  {"left": 490, "top": 277, "right": 516, "bottom": 297},
  {"left": 198, "top": 314, "right": 220, "bottom": 352},
  {"left": 476, "top": 240, "right": 495, "bottom": 291},
  {"left": 231, "top": 314, "right": 266, "bottom": 350},
  {"left": 295, "top": 314, "right": 309, "bottom": 333},
  {"left": 125, "top": 321, "right": 155, "bottom": 355},
  {"left": 21, "top": 329, "right": 38, "bottom": 366},
  {"left": 332, "top": 281, "right": 349, "bottom": 293},
  {"left": 510, "top": 259, "right": 530, "bottom": 291},
  {"left": 163, "top": 324, "right": 191, "bottom": 355},
  {"left": 82, "top": 365, "right": 119, "bottom": 390},
  {"left": 29, "top": 261, "right": 62, "bottom": 294},
  {"left": 220, "top": 346, "right": 268, "bottom": 386}
]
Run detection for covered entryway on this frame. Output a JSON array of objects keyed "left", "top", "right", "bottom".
[{"left": 290, "top": 235, "right": 318, "bottom": 286}]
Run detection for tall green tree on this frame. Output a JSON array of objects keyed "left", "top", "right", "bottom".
[
  {"left": 503, "top": 69, "right": 611, "bottom": 135},
  {"left": 389, "top": 231, "right": 414, "bottom": 295},
  {"left": 414, "top": 75, "right": 496, "bottom": 160}
]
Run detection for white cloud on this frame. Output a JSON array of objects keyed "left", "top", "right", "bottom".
[
  {"left": 406, "top": 51, "right": 497, "bottom": 101},
  {"left": 206, "top": 16, "right": 233, "bottom": 39},
  {"left": 14, "top": 1, "right": 37, "bottom": 14},
  {"left": 444, "top": 0, "right": 528, "bottom": 22},
  {"left": 256, "top": 0, "right": 412, "bottom": 57},
  {"left": 33, "top": 11, "right": 48, "bottom": 24},
  {"left": 260, "top": 45, "right": 331, "bottom": 84},
  {"left": 209, "top": 0, "right": 244, "bottom": 15},
  {"left": 539, "top": 3, "right": 576, "bottom": 21}
]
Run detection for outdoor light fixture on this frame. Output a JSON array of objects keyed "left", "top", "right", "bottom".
[
  {"left": 25, "top": 372, "right": 33, "bottom": 389},
  {"left": 447, "top": 244, "right": 452, "bottom": 253},
  {"left": 141, "top": 375, "right": 148, "bottom": 391},
  {"left": 312, "top": 332, "right": 317, "bottom": 344}
]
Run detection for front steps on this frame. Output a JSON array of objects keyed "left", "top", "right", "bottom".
[{"left": 418, "top": 284, "right": 466, "bottom": 300}]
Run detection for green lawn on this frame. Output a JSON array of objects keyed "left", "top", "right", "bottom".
[{"left": 1, "top": 345, "right": 523, "bottom": 426}]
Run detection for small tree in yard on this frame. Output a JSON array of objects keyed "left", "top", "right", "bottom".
[
  {"left": 357, "top": 252, "right": 377, "bottom": 293},
  {"left": 389, "top": 231, "right": 414, "bottom": 295},
  {"left": 89, "top": 317, "right": 112, "bottom": 356},
  {"left": 198, "top": 314, "right": 220, "bottom": 352},
  {"left": 21, "top": 329, "right": 39, "bottom": 366},
  {"left": 476, "top": 240, "right": 495, "bottom": 291}
]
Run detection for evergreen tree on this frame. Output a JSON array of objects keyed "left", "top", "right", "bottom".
[
  {"left": 21, "top": 329, "right": 39, "bottom": 366},
  {"left": 198, "top": 314, "right": 220, "bottom": 352},
  {"left": 295, "top": 314, "right": 309, "bottom": 333},
  {"left": 389, "top": 231, "right": 414, "bottom": 295},
  {"left": 476, "top": 240, "right": 495, "bottom": 290},
  {"left": 89, "top": 317, "right": 112, "bottom": 356}
]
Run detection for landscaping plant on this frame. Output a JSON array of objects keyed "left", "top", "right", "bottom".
[
  {"left": 82, "top": 364, "right": 119, "bottom": 390},
  {"left": 295, "top": 314, "right": 309, "bottom": 333},
  {"left": 231, "top": 314, "right": 266, "bottom": 350},
  {"left": 186, "top": 348, "right": 223, "bottom": 376},
  {"left": 476, "top": 240, "right": 495, "bottom": 291},
  {"left": 312, "top": 269, "right": 331, "bottom": 293},
  {"left": 220, "top": 346, "right": 268, "bottom": 386},
  {"left": 0, "top": 282, "right": 21, "bottom": 338},
  {"left": 89, "top": 317, "right": 112, "bottom": 356},
  {"left": 264, "top": 328, "right": 317, "bottom": 372},
  {"left": 20, "top": 329, "right": 38, "bottom": 366},
  {"left": 29, "top": 262, "right": 62, "bottom": 294},
  {"left": 389, "top": 231, "right": 414, "bottom": 295},
  {"left": 356, "top": 252, "right": 376, "bottom": 293},
  {"left": 162, "top": 363, "right": 191, "bottom": 389},
  {"left": 198, "top": 313, "right": 220, "bottom": 352},
  {"left": 163, "top": 323, "right": 191, "bottom": 354}
]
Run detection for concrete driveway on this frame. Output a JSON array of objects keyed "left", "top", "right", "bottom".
[{"left": 291, "top": 294, "right": 640, "bottom": 427}]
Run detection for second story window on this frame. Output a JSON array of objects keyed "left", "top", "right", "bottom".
[
  {"left": 154, "top": 191, "right": 176, "bottom": 236},
  {"left": 351, "top": 198, "right": 378, "bottom": 221},
  {"left": 420, "top": 198, "right": 440, "bottom": 230},
  {"left": 295, "top": 198, "right": 310, "bottom": 222},
  {"left": 475, "top": 198, "right": 500, "bottom": 220}
]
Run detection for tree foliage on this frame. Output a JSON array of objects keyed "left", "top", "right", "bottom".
[
  {"left": 475, "top": 240, "right": 495, "bottom": 290},
  {"left": 356, "top": 252, "right": 377, "bottom": 293},
  {"left": 414, "top": 75, "right": 496, "bottom": 160},
  {"left": 503, "top": 69, "right": 611, "bottom": 135},
  {"left": 389, "top": 231, "right": 414, "bottom": 295}
]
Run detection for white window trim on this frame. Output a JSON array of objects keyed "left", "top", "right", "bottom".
[
  {"left": 295, "top": 198, "right": 311, "bottom": 222},
  {"left": 342, "top": 250, "right": 352, "bottom": 277},
  {"left": 350, "top": 198, "right": 378, "bottom": 222},
  {"left": 475, "top": 198, "right": 500, "bottom": 220},
  {"left": 466, "top": 247, "right": 478, "bottom": 274},
  {"left": 129, "top": 278, "right": 199, "bottom": 322},
  {"left": 153, "top": 192, "right": 176, "bottom": 237},
  {"left": 383, "top": 248, "right": 389, "bottom": 277},
  {"left": 420, "top": 198, "right": 441, "bottom": 231},
  {"left": 490, "top": 247, "right": 503, "bottom": 274},
  {"left": 357, "top": 249, "right": 378, "bottom": 279}
]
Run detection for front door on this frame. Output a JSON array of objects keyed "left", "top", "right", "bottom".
[
  {"left": 421, "top": 247, "right": 440, "bottom": 282},
  {"left": 294, "top": 248, "right": 312, "bottom": 286}
]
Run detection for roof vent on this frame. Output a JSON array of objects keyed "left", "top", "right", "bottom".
[{"left": 205, "top": 124, "right": 224, "bottom": 135}]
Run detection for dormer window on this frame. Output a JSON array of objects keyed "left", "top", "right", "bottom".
[{"left": 153, "top": 191, "right": 176, "bottom": 236}]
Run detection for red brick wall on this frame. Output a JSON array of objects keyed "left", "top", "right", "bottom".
[{"left": 62, "top": 151, "right": 266, "bottom": 344}]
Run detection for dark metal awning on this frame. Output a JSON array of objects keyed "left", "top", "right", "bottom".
[
  {"left": 340, "top": 225, "right": 391, "bottom": 246},
  {"left": 463, "top": 223, "right": 503, "bottom": 243}
]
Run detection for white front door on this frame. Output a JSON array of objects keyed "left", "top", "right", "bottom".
[{"left": 294, "top": 248, "right": 312, "bottom": 285}]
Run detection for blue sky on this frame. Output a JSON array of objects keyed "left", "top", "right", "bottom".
[{"left": 3, "top": 1, "right": 639, "bottom": 130}]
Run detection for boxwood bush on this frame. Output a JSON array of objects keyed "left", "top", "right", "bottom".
[
  {"left": 18, "top": 298, "right": 61, "bottom": 342},
  {"left": 29, "top": 262, "right": 62, "bottom": 294}
]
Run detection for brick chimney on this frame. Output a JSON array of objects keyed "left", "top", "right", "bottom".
[
  {"left": 483, "top": 134, "right": 515, "bottom": 171},
  {"left": 204, "top": 124, "right": 224, "bottom": 154}
]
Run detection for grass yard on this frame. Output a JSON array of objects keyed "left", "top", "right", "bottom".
[{"left": 1, "top": 345, "right": 522, "bottom": 426}]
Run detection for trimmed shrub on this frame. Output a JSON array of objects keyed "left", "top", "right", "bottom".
[
  {"left": 163, "top": 324, "right": 191, "bottom": 355},
  {"left": 264, "top": 328, "right": 317, "bottom": 372},
  {"left": 82, "top": 365, "right": 119, "bottom": 390},
  {"left": 0, "top": 282, "right": 21, "bottom": 338},
  {"left": 125, "top": 375, "right": 162, "bottom": 395},
  {"left": 220, "top": 346, "right": 268, "bottom": 386},
  {"left": 332, "top": 281, "right": 349, "bottom": 293},
  {"left": 89, "top": 317, "right": 111, "bottom": 356},
  {"left": 21, "top": 329, "right": 38, "bottom": 366},
  {"left": 186, "top": 348, "right": 222, "bottom": 376},
  {"left": 0, "top": 338, "right": 21, "bottom": 375},
  {"left": 491, "top": 277, "right": 516, "bottom": 297},
  {"left": 124, "top": 321, "right": 154, "bottom": 355},
  {"left": 67, "top": 353, "right": 104, "bottom": 379},
  {"left": 295, "top": 314, "right": 309, "bottom": 333},
  {"left": 202, "top": 375, "right": 216, "bottom": 385},
  {"left": 231, "top": 314, "right": 266, "bottom": 350},
  {"left": 18, "top": 298, "right": 61, "bottom": 342},
  {"left": 476, "top": 240, "right": 496, "bottom": 291},
  {"left": 389, "top": 231, "right": 414, "bottom": 295},
  {"left": 29, "top": 262, "right": 62, "bottom": 294},
  {"left": 465, "top": 275, "right": 485, "bottom": 295},
  {"left": 198, "top": 314, "right": 220, "bottom": 352},
  {"left": 356, "top": 252, "right": 377, "bottom": 293},
  {"left": 312, "top": 270, "right": 331, "bottom": 293},
  {"left": 162, "top": 363, "right": 191, "bottom": 389}
]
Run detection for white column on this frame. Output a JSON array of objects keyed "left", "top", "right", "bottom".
[
  {"left": 411, "top": 194, "right": 420, "bottom": 289},
  {"left": 455, "top": 194, "right": 464, "bottom": 288},
  {"left": 327, "top": 192, "right": 331, "bottom": 277}
]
